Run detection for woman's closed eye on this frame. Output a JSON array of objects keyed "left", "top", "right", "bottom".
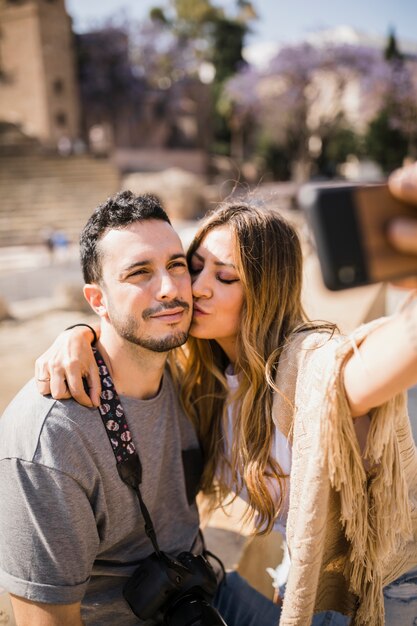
[
  {"left": 217, "top": 275, "right": 240, "bottom": 284},
  {"left": 189, "top": 265, "right": 203, "bottom": 276},
  {"left": 190, "top": 259, "right": 240, "bottom": 284}
]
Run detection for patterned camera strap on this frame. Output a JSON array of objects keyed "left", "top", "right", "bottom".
[{"left": 92, "top": 346, "right": 161, "bottom": 554}]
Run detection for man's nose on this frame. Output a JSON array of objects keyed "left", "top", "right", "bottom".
[{"left": 156, "top": 271, "right": 179, "bottom": 299}]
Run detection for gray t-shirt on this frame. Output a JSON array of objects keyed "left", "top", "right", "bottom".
[{"left": 0, "top": 370, "right": 201, "bottom": 625}]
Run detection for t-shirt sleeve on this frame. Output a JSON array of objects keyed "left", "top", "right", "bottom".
[{"left": 0, "top": 458, "right": 100, "bottom": 604}]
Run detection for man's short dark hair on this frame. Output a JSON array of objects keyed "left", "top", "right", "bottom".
[{"left": 80, "top": 190, "right": 171, "bottom": 283}]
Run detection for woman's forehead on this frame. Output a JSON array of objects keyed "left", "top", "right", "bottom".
[{"left": 195, "top": 225, "right": 236, "bottom": 262}]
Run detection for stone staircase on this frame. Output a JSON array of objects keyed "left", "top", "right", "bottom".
[{"left": 0, "top": 155, "right": 121, "bottom": 247}]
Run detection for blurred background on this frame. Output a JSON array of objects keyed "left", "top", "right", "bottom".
[{"left": 0, "top": 0, "right": 417, "bottom": 412}]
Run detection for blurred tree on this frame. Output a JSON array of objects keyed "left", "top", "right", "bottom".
[
  {"left": 76, "top": 26, "right": 146, "bottom": 143},
  {"left": 364, "top": 32, "right": 417, "bottom": 171},
  {"left": 224, "top": 41, "right": 417, "bottom": 180},
  {"left": 385, "top": 28, "right": 404, "bottom": 61},
  {"left": 146, "top": 0, "right": 255, "bottom": 155},
  {"left": 166, "top": 0, "right": 252, "bottom": 77},
  {"left": 317, "top": 123, "right": 363, "bottom": 177},
  {"left": 171, "top": 0, "right": 220, "bottom": 36},
  {"left": 211, "top": 17, "right": 246, "bottom": 84},
  {"left": 76, "top": 2, "right": 255, "bottom": 156},
  {"left": 256, "top": 135, "right": 292, "bottom": 181},
  {"left": 384, "top": 34, "right": 417, "bottom": 160},
  {"left": 210, "top": 15, "right": 249, "bottom": 155},
  {"left": 364, "top": 107, "right": 408, "bottom": 173},
  {"left": 129, "top": 17, "right": 199, "bottom": 87},
  {"left": 149, "top": 7, "right": 168, "bottom": 24}
]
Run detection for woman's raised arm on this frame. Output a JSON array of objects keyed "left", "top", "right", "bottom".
[
  {"left": 343, "top": 294, "right": 417, "bottom": 416},
  {"left": 343, "top": 162, "right": 417, "bottom": 416}
]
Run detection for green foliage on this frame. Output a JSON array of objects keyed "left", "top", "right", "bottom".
[
  {"left": 209, "top": 16, "right": 247, "bottom": 154},
  {"left": 256, "top": 123, "right": 365, "bottom": 181},
  {"left": 364, "top": 107, "right": 408, "bottom": 173},
  {"left": 210, "top": 81, "right": 232, "bottom": 154},
  {"left": 149, "top": 7, "right": 168, "bottom": 23},
  {"left": 166, "top": 0, "right": 251, "bottom": 86},
  {"left": 209, "top": 13, "right": 250, "bottom": 155},
  {"left": 174, "top": 1, "right": 252, "bottom": 154},
  {"left": 385, "top": 29, "right": 404, "bottom": 61},
  {"left": 173, "top": 0, "right": 220, "bottom": 22},
  {"left": 169, "top": 0, "right": 222, "bottom": 38},
  {"left": 211, "top": 18, "right": 246, "bottom": 84},
  {"left": 147, "top": 0, "right": 254, "bottom": 154},
  {"left": 256, "top": 136, "right": 292, "bottom": 181},
  {"left": 317, "top": 126, "right": 364, "bottom": 177}
]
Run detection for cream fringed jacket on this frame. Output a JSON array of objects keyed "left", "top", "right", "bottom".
[{"left": 273, "top": 321, "right": 417, "bottom": 626}]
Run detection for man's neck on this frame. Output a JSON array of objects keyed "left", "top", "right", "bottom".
[{"left": 97, "top": 327, "right": 168, "bottom": 400}]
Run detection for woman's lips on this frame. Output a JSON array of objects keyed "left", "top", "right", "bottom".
[{"left": 193, "top": 304, "right": 209, "bottom": 317}]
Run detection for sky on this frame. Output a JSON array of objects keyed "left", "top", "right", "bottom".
[{"left": 66, "top": 0, "right": 417, "bottom": 48}]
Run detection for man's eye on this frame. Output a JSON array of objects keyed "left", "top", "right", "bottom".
[
  {"left": 169, "top": 262, "right": 188, "bottom": 272},
  {"left": 129, "top": 269, "right": 148, "bottom": 277}
]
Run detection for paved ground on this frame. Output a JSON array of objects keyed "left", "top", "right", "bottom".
[{"left": 0, "top": 246, "right": 81, "bottom": 301}]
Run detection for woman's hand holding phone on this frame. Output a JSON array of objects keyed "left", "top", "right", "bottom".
[{"left": 388, "top": 162, "right": 417, "bottom": 288}]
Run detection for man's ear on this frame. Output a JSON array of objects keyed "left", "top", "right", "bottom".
[{"left": 83, "top": 283, "right": 108, "bottom": 318}]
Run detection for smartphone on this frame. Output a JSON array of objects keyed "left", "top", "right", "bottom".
[{"left": 298, "top": 182, "right": 417, "bottom": 291}]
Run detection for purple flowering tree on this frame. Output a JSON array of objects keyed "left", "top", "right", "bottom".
[
  {"left": 225, "top": 42, "right": 417, "bottom": 179},
  {"left": 76, "top": 24, "right": 148, "bottom": 147},
  {"left": 76, "top": 13, "right": 208, "bottom": 149},
  {"left": 383, "top": 58, "right": 417, "bottom": 151},
  {"left": 128, "top": 17, "right": 205, "bottom": 88}
]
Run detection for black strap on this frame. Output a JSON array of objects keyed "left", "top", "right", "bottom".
[{"left": 93, "top": 347, "right": 162, "bottom": 555}]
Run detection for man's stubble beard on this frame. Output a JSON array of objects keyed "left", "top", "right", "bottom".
[
  {"left": 107, "top": 301, "right": 190, "bottom": 353},
  {"left": 118, "top": 317, "right": 188, "bottom": 352}
]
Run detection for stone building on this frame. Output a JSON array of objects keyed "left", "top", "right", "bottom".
[
  {"left": 0, "top": 0, "right": 80, "bottom": 148},
  {"left": 0, "top": 0, "right": 210, "bottom": 173}
]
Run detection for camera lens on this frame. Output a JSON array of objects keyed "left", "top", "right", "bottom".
[{"left": 166, "top": 596, "right": 227, "bottom": 626}]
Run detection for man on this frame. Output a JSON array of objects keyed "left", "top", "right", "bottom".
[
  {"left": 0, "top": 192, "right": 199, "bottom": 625},
  {"left": 0, "top": 191, "right": 280, "bottom": 626}
]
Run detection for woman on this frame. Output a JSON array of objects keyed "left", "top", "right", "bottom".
[{"left": 36, "top": 170, "right": 417, "bottom": 626}]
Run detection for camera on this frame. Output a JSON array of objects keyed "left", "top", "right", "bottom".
[{"left": 123, "top": 550, "right": 227, "bottom": 625}]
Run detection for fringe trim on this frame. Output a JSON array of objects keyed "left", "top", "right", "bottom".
[{"left": 322, "top": 337, "right": 412, "bottom": 626}]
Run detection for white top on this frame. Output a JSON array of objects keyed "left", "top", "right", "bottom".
[{"left": 224, "top": 366, "right": 292, "bottom": 538}]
